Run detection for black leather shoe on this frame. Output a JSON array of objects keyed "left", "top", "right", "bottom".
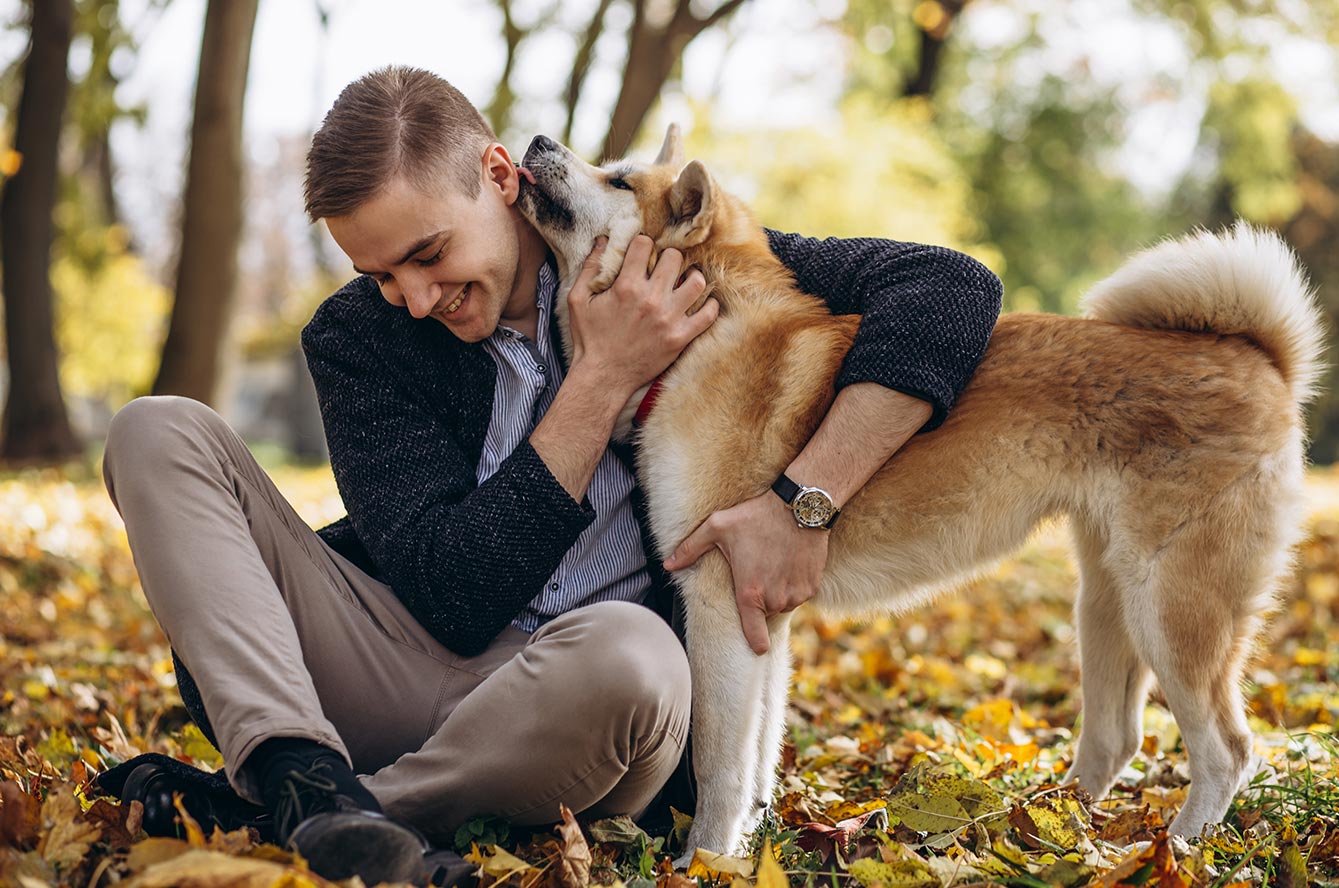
[
  {"left": 96, "top": 753, "right": 273, "bottom": 841},
  {"left": 424, "top": 847, "right": 476, "bottom": 888},
  {"left": 267, "top": 756, "right": 430, "bottom": 884}
]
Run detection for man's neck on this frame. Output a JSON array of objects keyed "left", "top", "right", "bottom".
[{"left": 499, "top": 219, "right": 550, "bottom": 341}]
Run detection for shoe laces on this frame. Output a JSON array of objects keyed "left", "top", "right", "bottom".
[{"left": 274, "top": 759, "right": 340, "bottom": 842}]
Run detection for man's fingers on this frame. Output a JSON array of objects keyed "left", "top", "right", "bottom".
[
  {"left": 651, "top": 245, "right": 685, "bottom": 287},
  {"left": 572, "top": 237, "right": 609, "bottom": 291},
  {"left": 664, "top": 520, "right": 714, "bottom": 570},
  {"left": 683, "top": 296, "right": 720, "bottom": 339},
  {"left": 741, "top": 607, "right": 771, "bottom": 656}
]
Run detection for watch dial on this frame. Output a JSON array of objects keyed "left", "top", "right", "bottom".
[{"left": 794, "top": 490, "right": 834, "bottom": 527}]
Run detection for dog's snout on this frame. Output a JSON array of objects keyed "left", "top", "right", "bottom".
[{"left": 526, "top": 135, "right": 560, "bottom": 163}]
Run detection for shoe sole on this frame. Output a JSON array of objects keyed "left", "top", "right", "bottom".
[{"left": 287, "top": 811, "right": 429, "bottom": 884}]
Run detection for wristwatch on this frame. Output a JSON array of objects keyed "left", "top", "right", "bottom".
[{"left": 771, "top": 473, "right": 840, "bottom": 529}]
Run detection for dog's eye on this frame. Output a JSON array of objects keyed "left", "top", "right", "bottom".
[{"left": 608, "top": 177, "right": 634, "bottom": 191}]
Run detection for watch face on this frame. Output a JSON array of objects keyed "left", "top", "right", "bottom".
[{"left": 793, "top": 488, "right": 835, "bottom": 527}]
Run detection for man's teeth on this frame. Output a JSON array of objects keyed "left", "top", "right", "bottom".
[{"left": 445, "top": 284, "right": 469, "bottom": 313}]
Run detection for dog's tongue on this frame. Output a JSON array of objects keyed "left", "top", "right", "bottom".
[{"left": 516, "top": 165, "right": 536, "bottom": 185}]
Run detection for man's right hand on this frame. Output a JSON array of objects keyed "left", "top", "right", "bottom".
[{"left": 566, "top": 234, "right": 718, "bottom": 400}]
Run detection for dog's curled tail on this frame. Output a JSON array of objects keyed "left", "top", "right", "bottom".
[{"left": 1081, "top": 221, "right": 1328, "bottom": 406}]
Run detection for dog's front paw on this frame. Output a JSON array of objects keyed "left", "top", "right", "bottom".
[{"left": 672, "top": 851, "right": 696, "bottom": 871}]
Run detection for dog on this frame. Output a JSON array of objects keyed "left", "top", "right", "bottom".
[{"left": 514, "top": 125, "right": 1327, "bottom": 862}]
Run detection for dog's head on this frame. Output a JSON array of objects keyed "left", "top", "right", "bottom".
[{"left": 515, "top": 125, "right": 728, "bottom": 293}]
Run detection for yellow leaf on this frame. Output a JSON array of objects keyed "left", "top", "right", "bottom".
[
  {"left": 36, "top": 784, "right": 100, "bottom": 871},
  {"left": 467, "top": 843, "right": 538, "bottom": 882},
  {"left": 846, "top": 857, "right": 937, "bottom": 888},
  {"left": 180, "top": 725, "right": 223, "bottom": 769},
  {"left": 756, "top": 840, "right": 789, "bottom": 888},
  {"left": 126, "top": 837, "right": 193, "bottom": 872},
  {"left": 686, "top": 849, "right": 753, "bottom": 880},
  {"left": 123, "top": 848, "right": 330, "bottom": 887}
]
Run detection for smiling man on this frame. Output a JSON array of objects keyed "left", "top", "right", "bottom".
[{"left": 98, "top": 66, "right": 1001, "bottom": 885}]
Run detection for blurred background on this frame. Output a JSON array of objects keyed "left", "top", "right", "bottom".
[{"left": 0, "top": 0, "right": 1336, "bottom": 468}]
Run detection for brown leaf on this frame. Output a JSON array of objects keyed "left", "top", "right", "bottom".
[
  {"left": 173, "top": 793, "right": 207, "bottom": 847},
  {"left": 1009, "top": 804, "right": 1041, "bottom": 850},
  {"left": 36, "top": 784, "right": 101, "bottom": 871},
  {"left": 554, "top": 804, "right": 591, "bottom": 888},
  {"left": 126, "top": 837, "right": 193, "bottom": 872},
  {"left": 83, "top": 798, "right": 138, "bottom": 847},
  {"left": 0, "top": 781, "right": 42, "bottom": 849},
  {"left": 1096, "top": 806, "right": 1165, "bottom": 844}
]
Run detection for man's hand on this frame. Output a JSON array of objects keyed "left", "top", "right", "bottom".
[
  {"left": 567, "top": 234, "right": 716, "bottom": 400},
  {"left": 663, "top": 490, "right": 828, "bottom": 655}
]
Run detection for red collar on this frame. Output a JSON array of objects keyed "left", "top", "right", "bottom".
[{"left": 632, "top": 376, "right": 666, "bottom": 428}]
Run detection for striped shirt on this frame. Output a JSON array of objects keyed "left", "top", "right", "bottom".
[{"left": 478, "top": 260, "right": 651, "bottom": 632}]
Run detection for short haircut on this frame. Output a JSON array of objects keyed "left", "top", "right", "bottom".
[{"left": 304, "top": 66, "right": 496, "bottom": 220}]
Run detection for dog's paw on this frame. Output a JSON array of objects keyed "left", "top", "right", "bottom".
[{"left": 672, "top": 851, "right": 695, "bottom": 871}]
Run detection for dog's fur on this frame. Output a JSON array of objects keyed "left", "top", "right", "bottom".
[{"left": 514, "top": 127, "right": 1328, "bottom": 861}]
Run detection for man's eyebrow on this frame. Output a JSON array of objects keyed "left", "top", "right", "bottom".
[{"left": 352, "top": 231, "right": 449, "bottom": 276}]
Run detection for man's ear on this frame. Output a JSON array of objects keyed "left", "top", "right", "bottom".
[
  {"left": 654, "top": 123, "right": 684, "bottom": 168},
  {"left": 482, "top": 142, "right": 519, "bottom": 202},
  {"left": 665, "top": 159, "right": 714, "bottom": 247}
]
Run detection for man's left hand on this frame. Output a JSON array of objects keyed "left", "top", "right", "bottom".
[{"left": 663, "top": 491, "right": 828, "bottom": 655}]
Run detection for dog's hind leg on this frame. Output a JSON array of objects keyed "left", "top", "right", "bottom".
[
  {"left": 1065, "top": 517, "right": 1153, "bottom": 800},
  {"left": 676, "top": 562, "right": 772, "bottom": 863},
  {"left": 744, "top": 613, "right": 794, "bottom": 837},
  {"left": 1120, "top": 515, "right": 1276, "bottom": 837}
]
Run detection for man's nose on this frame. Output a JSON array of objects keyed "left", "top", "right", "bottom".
[{"left": 401, "top": 276, "right": 439, "bottom": 319}]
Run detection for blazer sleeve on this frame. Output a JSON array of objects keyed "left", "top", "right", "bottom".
[
  {"left": 765, "top": 230, "right": 1003, "bottom": 431},
  {"left": 302, "top": 303, "right": 595, "bottom": 657}
]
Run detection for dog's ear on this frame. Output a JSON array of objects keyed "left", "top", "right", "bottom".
[
  {"left": 654, "top": 123, "right": 684, "bottom": 168},
  {"left": 665, "top": 160, "right": 714, "bottom": 247}
]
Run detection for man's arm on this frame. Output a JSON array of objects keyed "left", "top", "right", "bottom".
[{"left": 667, "top": 232, "right": 1002, "bottom": 653}]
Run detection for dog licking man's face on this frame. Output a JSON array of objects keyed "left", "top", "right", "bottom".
[{"left": 515, "top": 125, "right": 715, "bottom": 293}]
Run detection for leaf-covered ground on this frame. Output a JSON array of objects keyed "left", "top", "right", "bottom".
[{"left": 2, "top": 461, "right": 1338, "bottom": 887}]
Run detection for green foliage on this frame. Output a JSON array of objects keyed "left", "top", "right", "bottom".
[
  {"left": 1199, "top": 77, "right": 1301, "bottom": 224},
  {"left": 51, "top": 228, "right": 169, "bottom": 407},
  {"left": 680, "top": 96, "right": 996, "bottom": 266}
]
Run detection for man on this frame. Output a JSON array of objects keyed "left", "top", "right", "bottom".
[{"left": 98, "top": 66, "right": 1001, "bottom": 884}]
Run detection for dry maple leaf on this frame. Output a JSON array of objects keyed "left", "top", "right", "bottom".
[
  {"left": 555, "top": 804, "right": 592, "bottom": 888},
  {"left": 36, "top": 784, "right": 101, "bottom": 872}
]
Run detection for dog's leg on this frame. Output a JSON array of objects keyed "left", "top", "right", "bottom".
[
  {"left": 744, "top": 613, "right": 793, "bottom": 837},
  {"left": 676, "top": 563, "right": 771, "bottom": 866},
  {"left": 1065, "top": 519, "right": 1153, "bottom": 799},
  {"left": 1119, "top": 523, "right": 1268, "bottom": 838}
]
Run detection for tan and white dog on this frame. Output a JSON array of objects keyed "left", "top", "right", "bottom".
[{"left": 514, "top": 127, "right": 1327, "bottom": 862}]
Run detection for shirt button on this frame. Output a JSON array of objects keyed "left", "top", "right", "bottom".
[
  {"left": 550, "top": 582, "right": 559, "bottom": 591},
  {"left": 537, "top": 365, "right": 547, "bottom": 374}
]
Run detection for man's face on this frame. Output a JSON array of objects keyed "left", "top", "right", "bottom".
[{"left": 326, "top": 149, "right": 524, "bottom": 343}]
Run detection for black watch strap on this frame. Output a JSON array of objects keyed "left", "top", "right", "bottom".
[{"left": 771, "top": 473, "right": 800, "bottom": 506}]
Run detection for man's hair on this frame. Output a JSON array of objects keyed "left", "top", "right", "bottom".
[{"left": 304, "top": 66, "right": 496, "bottom": 220}]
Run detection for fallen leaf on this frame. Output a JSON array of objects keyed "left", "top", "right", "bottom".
[
  {"left": 36, "top": 784, "right": 100, "bottom": 871},
  {"left": 756, "top": 840, "right": 789, "bottom": 888},
  {"left": 124, "top": 848, "right": 331, "bottom": 887},
  {"left": 686, "top": 849, "right": 753, "bottom": 881},
  {"left": 845, "top": 856, "right": 937, "bottom": 888},
  {"left": 1, "top": 781, "right": 42, "bottom": 849},
  {"left": 555, "top": 804, "right": 592, "bottom": 888}
]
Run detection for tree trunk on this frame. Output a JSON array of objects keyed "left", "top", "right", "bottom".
[
  {"left": 152, "top": 0, "right": 259, "bottom": 404},
  {"left": 904, "top": 0, "right": 969, "bottom": 99},
  {"left": 599, "top": 0, "right": 749, "bottom": 161},
  {"left": 0, "top": 0, "right": 82, "bottom": 465}
]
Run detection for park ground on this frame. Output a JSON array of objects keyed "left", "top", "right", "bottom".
[{"left": 1, "top": 461, "right": 1337, "bottom": 887}]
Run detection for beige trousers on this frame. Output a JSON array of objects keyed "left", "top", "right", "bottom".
[{"left": 102, "top": 396, "right": 690, "bottom": 842}]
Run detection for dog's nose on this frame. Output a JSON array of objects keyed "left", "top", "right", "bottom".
[{"left": 527, "top": 135, "right": 558, "bottom": 156}]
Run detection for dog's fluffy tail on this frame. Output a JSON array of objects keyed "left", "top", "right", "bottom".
[{"left": 1081, "top": 221, "right": 1328, "bottom": 406}]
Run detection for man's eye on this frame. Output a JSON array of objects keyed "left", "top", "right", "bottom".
[
  {"left": 418, "top": 246, "right": 445, "bottom": 266},
  {"left": 609, "top": 178, "right": 633, "bottom": 191}
]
